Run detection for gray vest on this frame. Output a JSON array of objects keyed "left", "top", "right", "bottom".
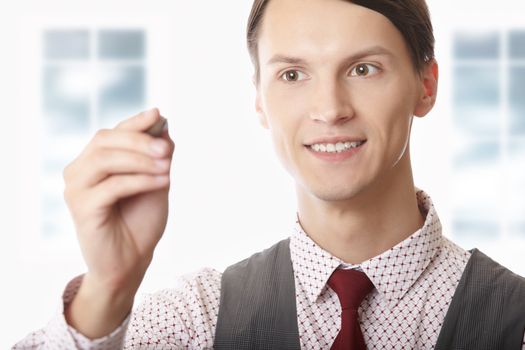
[{"left": 214, "top": 239, "right": 525, "bottom": 349}]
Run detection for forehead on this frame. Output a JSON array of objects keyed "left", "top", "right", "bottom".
[{"left": 258, "top": 0, "right": 409, "bottom": 65}]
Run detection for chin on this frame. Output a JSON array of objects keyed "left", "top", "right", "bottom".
[{"left": 307, "top": 181, "right": 366, "bottom": 203}]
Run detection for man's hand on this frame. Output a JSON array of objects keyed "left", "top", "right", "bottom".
[{"left": 63, "top": 108, "right": 174, "bottom": 338}]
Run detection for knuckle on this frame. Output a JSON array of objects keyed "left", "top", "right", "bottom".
[
  {"left": 125, "top": 152, "right": 149, "bottom": 170},
  {"left": 131, "top": 132, "right": 149, "bottom": 151},
  {"left": 90, "top": 149, "right": 109, "bottom": 167},
  {"left": 63, "top": 158, "right": 79, "bottom": 182},
  {"left": 104, "top": 176, "right": 118, "bottom": 191},
  {"left": 137, "top": 154, "right": 153, "bottom": 169},
  {"left": 63, "top": 185, "right": 76, "bottom": 207},
  {"left": 62, "top": 163, "right": 71, "bottom": 181},
  {"left": 63, "top": 186, "right": 70, "bottom": 202},
  {"left": 93, "top": 128, "right": 111, "bottom": 143},
  {"left": 112, "top": 175, "right": 135, "bottom": 195}
]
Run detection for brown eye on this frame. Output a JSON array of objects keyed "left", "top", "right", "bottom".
[
  {"left": 284, "top": 70, "right": 299, "bottom": 81},
  {"left": 284, "top": 70, "right": 297, "bottom": 81},
  {"left": 355, "top": 64, "right": 369, "bottom": 76},
  {"left": 350, "top": 63, "right": 379, "bottom": 77}
]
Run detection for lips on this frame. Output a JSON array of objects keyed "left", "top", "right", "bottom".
[
  {"left": 309, "top": 140, "right": 366, "bottom": 153},
  {"left": 305, "top": 139, "right": 366, "bottom": 162}
]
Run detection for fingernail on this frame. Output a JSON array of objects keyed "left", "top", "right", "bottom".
[
  {"left": 150, "top": 139, "right": 168, "bottom": 155},
  {"left": 155, "top": 175, "right": 169, "bottom": 183},
  {"left": 155, "top": 159, "right": 170, "bottom": 169},
  {"left": 143, "top": 107, "right": 157, "bottom": 118},
  {"left": 141, "top": 108, "right": 155, "bottom": 118}
]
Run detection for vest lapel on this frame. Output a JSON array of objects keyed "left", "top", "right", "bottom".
[
  {"left": 214, "top": 238, "right": 301, "bottom": 350},
  {"left": 435, "top": 249, "right": 525, "bottom": 350}
]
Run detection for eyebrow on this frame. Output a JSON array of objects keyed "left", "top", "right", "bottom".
[{"left": 265, "top": 45, "right": 394, "bottom": 66}]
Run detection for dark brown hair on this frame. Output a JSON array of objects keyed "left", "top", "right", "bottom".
[{"left": 247, "top": 0, "right": 435, "bottom": 82}]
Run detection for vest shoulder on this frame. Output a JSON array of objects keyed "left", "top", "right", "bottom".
[
  {"left": 435, "top": 249, "right": 525, "bottom": 349},
  {"left": 225, "top": 238, "right": 290, "bottom": 274},
  {"left": 469, "top": 249, "right": 525, "bottom": 289}
]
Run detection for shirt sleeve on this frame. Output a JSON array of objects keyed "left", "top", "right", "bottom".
[
  {"left": 12, "top": 268, "right": 222, "bottom": 350},
  {"left": 11, "top": 275, "right": 129, "bottom": 350}
]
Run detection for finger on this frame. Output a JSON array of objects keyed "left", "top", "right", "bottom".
[
  {"left": 92, "top": 174, "right": 170, "bottom": 208},
  {"left": 145, "top": 116, "right": 168, "bottom": 137},
  {"left": 74, "top": 149, "right": 171, "bottom": 188},
  {"left": 157, "top": 126, "right": 175, "bottom": 154},
  {"left": 88, "top": 129, "right": 174, "bottom": 159},
  {"left": 115, "top": 108, "right": 162, "bottom": 132}
]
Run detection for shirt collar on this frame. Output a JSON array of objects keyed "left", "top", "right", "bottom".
[{"left": 289, "top": 189, "right": 443, "bottom": 308}]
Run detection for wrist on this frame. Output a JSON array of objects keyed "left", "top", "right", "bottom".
[{"left": 65, "top": 273, "right": 137, "bottom": 339}]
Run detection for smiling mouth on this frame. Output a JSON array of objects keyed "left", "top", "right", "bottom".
[{"left": 307, "top": 140, "right": 366, "bottom": 153}]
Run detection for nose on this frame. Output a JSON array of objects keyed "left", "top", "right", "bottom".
[{"left": 309, "top": 77, "right": 354, "bottom": 125}]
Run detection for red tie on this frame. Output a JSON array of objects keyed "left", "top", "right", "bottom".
[{"left": 328, "top": 269, "right": 374, "bottom": 350}]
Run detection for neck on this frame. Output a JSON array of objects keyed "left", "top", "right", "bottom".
[{"left": 295, "top": 154, "right": 425, "bottom": 265}]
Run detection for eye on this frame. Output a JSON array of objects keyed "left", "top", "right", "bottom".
[
  {"left": 280, "top": 69, "right": 307, "bottom": 82},
  {"left": 350, "top": 63, "right": 380, "bottom": 77}
]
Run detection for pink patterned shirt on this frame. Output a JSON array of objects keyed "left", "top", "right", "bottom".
[{"left": 14, "top": 190, "right": 525, "bottom": 349}]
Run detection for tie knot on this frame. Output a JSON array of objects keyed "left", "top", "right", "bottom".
[{"left": 328, "top": 269, "right": 374, "bottom": 310}]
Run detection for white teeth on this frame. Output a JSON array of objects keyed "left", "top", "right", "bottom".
[{"left": 309, "top": 141, "right": 364, "bottom": 153}]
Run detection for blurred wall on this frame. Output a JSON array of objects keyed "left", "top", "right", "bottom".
[{"left": 1, "top": 0, "right": 524, "bottom": 347}]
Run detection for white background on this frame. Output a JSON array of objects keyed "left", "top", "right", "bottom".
[{"left": 1, "top": 0, "right": 524, "bottom": 347}]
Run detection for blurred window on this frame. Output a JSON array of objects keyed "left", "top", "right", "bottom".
[
  {"left": 452, "top": 30, "right": 525, "bottom": 241},
  {"left": 45, "top": 30, "right": 90, "bottom": 60},
  {"left": 509, "top": 30, "right": 525, "bottom": 59},
  {"left": 41, "top": 29, "right": 146, "bottom": 238},
  {"left": 454, "top": 32, "right": 500, "bottom": 60}
]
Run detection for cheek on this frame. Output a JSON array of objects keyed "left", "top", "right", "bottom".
[
  {"left": 263, "top": 82, "right": 306, "bottom": 115},
  {"left": 262, "top": 83, "right": 307, "bottom": 136},
  {"left": 360, "top": 81, "right": 416, "bottom": 160},
  {"left": 261, "top": 86, "right": 304, "bottom": 171}
]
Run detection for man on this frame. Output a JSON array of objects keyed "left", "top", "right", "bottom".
[{"left": 14, "top": 0, "right": 525, "bottom": 349}]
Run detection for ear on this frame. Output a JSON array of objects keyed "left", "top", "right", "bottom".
[
  {"left": 413, "top": 60, "right": 439, "bottom": 118},
  {"left": 253, "top": 75, "right": 269, "bottom": 129}
]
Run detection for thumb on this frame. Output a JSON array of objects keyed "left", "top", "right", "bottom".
[{"left": 115, "top": 108, "right": 161, "bottom": 132}]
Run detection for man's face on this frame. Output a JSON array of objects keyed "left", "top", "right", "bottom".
[{"left": 255, "top": 0, "right": 434, "bottom": 203}]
